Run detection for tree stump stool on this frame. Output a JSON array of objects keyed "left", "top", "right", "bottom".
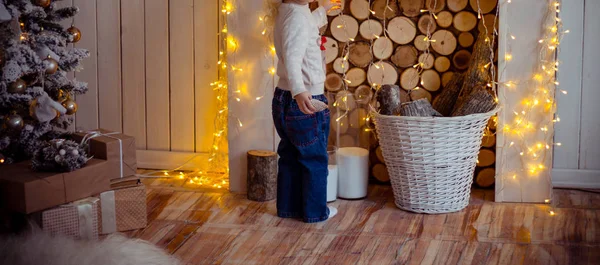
[{"left": 247, "top": 150, "right": 277, "bottom": 201}]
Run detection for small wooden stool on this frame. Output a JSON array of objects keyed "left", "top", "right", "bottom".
[{"left": 247, "top": 150, "right": 277, "bottom": 201}]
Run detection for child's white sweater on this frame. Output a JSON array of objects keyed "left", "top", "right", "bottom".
[{"left": 274, "top": 3, "right": 328, "bottom": 97}]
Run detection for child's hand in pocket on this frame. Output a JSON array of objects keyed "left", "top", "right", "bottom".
[{"left": 295, "top": 92, "right": 318, "bottom": 115}]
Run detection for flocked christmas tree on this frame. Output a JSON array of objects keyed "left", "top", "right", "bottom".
[{"left": 0, "top": 0, "right": 89, "bottom": 171}]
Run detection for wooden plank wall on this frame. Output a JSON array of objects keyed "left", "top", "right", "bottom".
[
  {"left": 70, "top": 0, "right": 219, "bottom": 153},
  {"left": 553, "top": 0, "right": 600, "bottom": 189}
]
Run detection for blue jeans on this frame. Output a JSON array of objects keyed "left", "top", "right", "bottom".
[{"left": 272, "top": 88, "right": 330, "bottom": 223}]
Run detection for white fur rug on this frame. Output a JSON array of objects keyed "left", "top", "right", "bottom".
[{"left": 0, "top": 228, "right": 180, "bottom": 265}]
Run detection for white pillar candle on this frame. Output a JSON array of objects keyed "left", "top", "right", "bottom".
[
  {"left": 337, "top": 147, "right": 369, "bottom": 199},
  {"left": 327, "top": 165, "right": 338, "bottom": 202}
]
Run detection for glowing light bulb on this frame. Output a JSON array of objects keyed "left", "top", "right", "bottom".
[
  {"left": 549, "top": 211, "right": 555, "bottom": 216},
  {"left": 511, "top": 35, "right": 516, "bottom": 40},
  {"left": 505, "top": 54, "right": 513, "bottom": 61},
  {"left": 561, "top": 90, "right": 567, "bottom": 95}
]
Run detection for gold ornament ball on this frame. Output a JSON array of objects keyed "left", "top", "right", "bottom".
[
  {"left": 44, "top": 57, "right": 59, "bottom": 75},
  {"left": 5, "top": 114, "right": 24, "bottom": 131},
  {"left": 62, "top": 99, "right": 78, "bottom": 115},
  {"left": 34, "top": 0, "right": 51, "bottom": 8},
  {"left": 67, "top": 26, "right": 81, "bottom": 43},
  {"left": 57, "top": 89, "right": 68, "bottom": 102},
  {"left": 8, "top": 79, "right": 27, "bottom": 94}
]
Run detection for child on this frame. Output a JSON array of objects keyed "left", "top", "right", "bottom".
[{"left": 272, "top": 0, "right": 341, "bottom": 223}]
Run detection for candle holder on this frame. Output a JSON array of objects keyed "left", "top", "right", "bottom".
[{"left": 328, "top": 91, "right": 371, "bottom": 199}]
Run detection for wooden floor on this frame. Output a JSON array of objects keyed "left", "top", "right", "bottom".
[{"left": 126, "top": 174, "right": 600, "bottom": 265}]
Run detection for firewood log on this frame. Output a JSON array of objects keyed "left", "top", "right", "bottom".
[
  {"left": 476, "top": 149, "right": 495, "bottom": 167},
  {"left": 418, "top": 53, "right": 435, "bottom": 70},
  {"left": 318, "top": 0, "right": 345, "bottom": 16},
  {"left": 336, "top": 90, "right": 358, "bottom": 111},
  {"left": 349, "top": 108, "right": 368, "bottom": 129},
  {"left": 447, "top": 0, "right": 468, "bottom": 12},
  {"left": 432, "top": 72, "right": 465, "bottom": 116},
  {"left": 452, "top": 31, "right": 494, "bottom": 113},
  {"left": 400, "top": 98, "right": 442, "bottom": 116},
  {"left": 349, "top": 41, "right": 373, "bottom": 68},
  {"left": 420, "top": 70, "right": 441, "bottom": 92},
  {"left": 453, "top": 50, "right": 472, "bottom": 70},
  {"left": 453, "top": 11, "right": 478, "bottom": 32},
  {"left": 247, "top": 150, "right": 277, "bottom": 201},
  {"left": 458, "top": 32, "right": 475, "bottom": 48},
  {"left": 346, "top": 68, "right": 367, "bottom": 87},
  {"left": 451, "top": 88, "right": 497, "bottom": 116},
  {"left": 410, "top": 88, "right": 433, "bottom": 102},
  {"left": 418, "top": 14, "right": 437, "bottom": 35},
  {"left": 360, "top": 19, "right": 383, "bottom": 40},
  {"left": 387, "top": 17, "right": 417, "bottom": 45},
  {"left": 367, "top": 61, "right": 398, "bottom": 86},
  {"left": 323, "top": 37, "right": 339, "bottom": 64},
  {"left": 376, "top": 146, "right": 385, "bottom": 163},
  {"left": 373, "top": 36, "right": 394, "bottom": 60},
  {"left": 325, "top": 73, "right": 344, "bottom": 92},
  {"left": 434, "top": 56, "right": 451, "bottom": 72},
  {"left": 426, "top": 0, "right": 445, "bottom": 12},
  {"left": 400, "top": 68, "right": 420, "bottom": 91},
  {"left": 441, "top": 71, "right": 455, "bottom": 87},
  {"left": 481, "top": 133, "right": 496, "bottom": 148},
  {"left": 372, "top": 164, "right": 390, "bottom": 182},
  {"left": 354, "top": 85, "right": 373, "bottom": 104},
  {"left": 401, "top": 0, "right": 424, "bottom": 17},
  {"left": 350, "top": 0, "right": 371, "bottom": 20},
  {"left": 470, "top": 0, "right": 497, "bottom": 14},
  {"left": 333, "top": 57, "right": 350, "bottom": 74},
  {"left": 475, "top": 167, "right": 495, "bottom": 188},
  {"left": 478, "top": 14, "right": 498, "bottom": 34},
  {"left": 376, "top": 84, "right": 403, "bottom": 115},
  {"left": 436, "top": 11, "right": 453, "bottom": 28},
  {"left": 391, "top": 45, "right": 418, "bottom": 68},
  {"left": 331, "top": 15, "right": 359, "bottom": 42},
  {"left": 371, "top": 0, "right": 399, "bottom": 20},
  {"left": 431, "top": 30, "right": 457, "bottom": 56},
  {"left": 333, "top": 111, "right": 349, "bottom": 134},
  {"left": 414, "top": 34, "right": 430, "bottom": 51}
]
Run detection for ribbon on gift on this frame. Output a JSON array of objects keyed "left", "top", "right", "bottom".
[
  {"left": 79, "top": 130, "right": 124, "bottom": 178},
  {"left": 100, "top": 190, "right": 117, "bottom": 234},
  {"left": 67, "top": 197, "right": 99, "bottom": 240}
]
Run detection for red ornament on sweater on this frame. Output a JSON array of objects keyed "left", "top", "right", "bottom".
[{"left": 320, "top": 36, "right": 327, "bottom": 51}]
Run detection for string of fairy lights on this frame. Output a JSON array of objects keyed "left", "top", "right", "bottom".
[{"left": 496, "top": 0, "right": 566, "bottom": 207}]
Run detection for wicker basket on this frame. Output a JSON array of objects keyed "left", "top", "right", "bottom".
[{"left": 372, "top": 108, "right": 499, "bottom": 214}]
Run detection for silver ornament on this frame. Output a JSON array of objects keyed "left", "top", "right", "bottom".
[
  {"left": 59, "top": 149, "right": 66, "bottom": 156},
  {"left": 72, "top": 149, "right": 79, "bottom": 156},
  {"left": 55, "top": 155, "right": 62, "bottom": 163}
]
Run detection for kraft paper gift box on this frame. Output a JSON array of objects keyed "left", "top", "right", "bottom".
[
  {"left": 72, "top": 129, "right": 137, "bottom": 179},
  {"left": 41, "top": 197, "right": 100, "bottom": 240},
  {"left": 0, "top": 159, "right": 111, "bottom": 214},
  {"left": 98, "top": 184, "right": 147, "bottom": 234}
]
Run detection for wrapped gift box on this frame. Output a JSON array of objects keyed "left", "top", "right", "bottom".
[
  {"left": 72, "top": 129, "right": 137, "bottom": 178},
  {"left": 0, "top": 159, "right": 111, "bottom": 214},
  {"left": 41, "top": 198, "right": 100, "bottom": 240},
  {"left": 99, "top": 184, "right": 147, "bottom": 234}
]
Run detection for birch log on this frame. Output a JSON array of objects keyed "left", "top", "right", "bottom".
[
  {"left": 376, "top": 84, "right": 403, "bottom": 115},
  {"left": 400, "top": 68, "right": 420, "bottom": 91},
  {"left": 400, "top": 98, "right": 442, "bottom": 116},
  {"left": 367, "top": 61, "right": 398, "bottom": 86},
  {"left": 373, "top": 36, "right": 394, "bottom": 60},
  {"left": 331, "top": 15, "right": 359, "bottom": 42}
]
